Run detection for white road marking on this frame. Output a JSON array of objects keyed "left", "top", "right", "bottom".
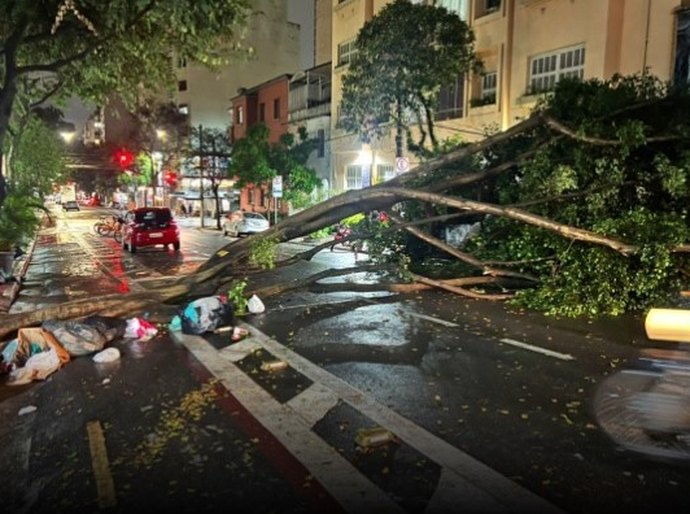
[
  {"left": 224, "top": 325, "right": 562, "bottom": 514},
  {"left": 499, "top": 338, "right": 575, "bottom": 361},
  {"left": 406, "top": 312, "right": 460, "bottom": 328},
  {"left": 176, "top": 332, "right": 406, "bottom": 514}
]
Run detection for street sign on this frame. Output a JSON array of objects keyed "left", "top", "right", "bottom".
[
  {"left": 396, "top": 156, "right": 409, "bottom": 173},
  {"left": 272, "top": 175, "right": 283, "bottom": 198}
]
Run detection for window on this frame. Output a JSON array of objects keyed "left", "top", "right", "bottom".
[
  {"left": 481, "top": 71, "right": 497, "bottom": 100},
  {"left": 476, "top": 0, "right": 500, "bottom": 18},
  {"left": 177, "top": 56, "right": 187, "bottom": 68},
  {"left": 528, "top": 45, "right": 585, "bottom": 94},
  {"left": 317, "top": 129, "right": 325, "bottom": 158},
  {"left": 337, "top": 39, "right": 357, "bottom": 67},
  {"left": 236, "top": 106, "right": 244, "bottom": 125},
  {"left": 178, "top": 104, "right": 189, "bottom": 115},
  {"left": 486, "top": 0, "right": 501, "bottom": 11},
  {"left": 346, "top": 165, "right": 362, "bottom": 190},
  {"left": 273, "top": 98, "right": 281, "bottom": 119},
  {"left": 436, "top": 74, "right": 464, "bottom": 121},
  {"left": 377, "top": 164, "right": 396, "bottom": 183},
  {"left": 177, "top": 80, "right": 187, "bottom": 92},
  {"left": 259, "top": 102, "right": 266, "bottom": 122}
]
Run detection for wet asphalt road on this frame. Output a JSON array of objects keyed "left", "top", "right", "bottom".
[{"left": 3, "top": 205, "right": 690, "bottom": 513}]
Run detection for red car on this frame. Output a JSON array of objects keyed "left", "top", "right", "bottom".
[{"left": 122, "top": 207, "right": 180, "bottom": 253}]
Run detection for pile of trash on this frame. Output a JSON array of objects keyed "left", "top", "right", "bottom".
[
  {"left": 0, "top": 315, "right": 158, "bottom": 386},
  {"left": 1, "top": 293, "right": 266, "bottom": 387}
]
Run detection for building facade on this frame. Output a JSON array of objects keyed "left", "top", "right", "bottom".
[
  {"left": 172, "top": 0, "right": 301, "bottom": 131},
  {"left": 288, "top": 62, "right": 333, "bottom": 192},
  {"left": 330, "top": 0, "right": 688, "bottom": 193},
  {"left": 230, "top": 74, "right": 293, "bottom": 214}
]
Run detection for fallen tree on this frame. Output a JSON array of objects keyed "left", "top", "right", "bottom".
[{"left": 2, "top": 75, "right": 690, "bottom": 339}]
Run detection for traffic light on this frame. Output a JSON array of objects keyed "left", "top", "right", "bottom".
[
  {"left": 114, "top": 148, "right": 134, "bottom": 170},
  {"left": 164, "top": 170, "right": 178, "bottom": 187}
]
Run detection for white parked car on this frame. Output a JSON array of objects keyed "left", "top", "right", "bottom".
[{"left": 222, "top": 211, "right": 270, "bottom": 237}]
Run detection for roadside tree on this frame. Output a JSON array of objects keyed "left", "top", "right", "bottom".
[
  {"left": 339, "top": 0, "right": 480, "bottom": 158},
  {"left": 0, "top": 0, "right": 251, "bottom": 206},
  {"left": 5, "top": 75, "right": 690, "bottom": 337},
  {"left": 229, "top": 124, "right": 319, "bottom": 212}
]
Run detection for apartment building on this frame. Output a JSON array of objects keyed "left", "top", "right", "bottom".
[
  {"left": 230, "top": 74, "right": 293, "bottom": 214},
  {"left": 172, "top": 0, "right": 301, "bottom": 131},
  {"left": 330, "top": 0, "right": 687, "bottom": 192},
  {"left": 288, "top": 62, "right": 332, "bottom": 189}
]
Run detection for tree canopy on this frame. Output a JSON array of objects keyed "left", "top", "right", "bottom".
[
  {"left": 340, "top": 0, "right": 479, "bottom": 156},
  {"left": 228, "top": 124, "right": 319, "bottom": 207},
  {"left": 0, "top": 0, "right": 251, "bottom": 204}
]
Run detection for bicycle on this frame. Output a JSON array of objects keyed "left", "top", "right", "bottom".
[{"left": 94, "top": 215, "right": 124, "bottom": 239}]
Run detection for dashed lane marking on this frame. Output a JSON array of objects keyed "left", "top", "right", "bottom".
[
  {"left": 86, "top": 420, "right": 117, "bottom": 509},
  {"left": 499, "top": 338, "right": 575, "bottom": 361}
]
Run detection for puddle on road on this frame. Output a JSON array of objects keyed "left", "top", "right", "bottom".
[{"left": 295, "top": 303, "right": 414, "bottom": 348}]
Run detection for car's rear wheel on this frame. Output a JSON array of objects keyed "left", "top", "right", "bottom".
[
  {"left": 173, "top": 241, "right": 180, "bottom": 251},
  {"left": 129, "top": 242, "right": 136, "bottom": 254}
]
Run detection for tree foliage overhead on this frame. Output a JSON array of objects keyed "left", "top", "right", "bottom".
[
  {"left": 0, "top": 0, "right": 251, "bottom": 203},
  {"left": 7, "top": 74, "right": 690, "bottom": 339},
  {"left": 340, "top": 0, "right": 480, "bottom": 154}
]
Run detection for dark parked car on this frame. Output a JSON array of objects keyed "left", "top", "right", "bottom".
[
  {"left": 62, "top": 200, "right": 80, "bottom": 212},
  {"left": 122, "top": 207, "right": 180, "bottom": 253}
]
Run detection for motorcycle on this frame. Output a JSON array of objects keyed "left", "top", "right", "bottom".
[{"left": 593, "top": 308, "right": 690, "bottom": 461}]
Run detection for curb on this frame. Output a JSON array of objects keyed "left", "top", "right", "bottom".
[{"left": 0, "top": 236, "right": 38, "bottom": 313}]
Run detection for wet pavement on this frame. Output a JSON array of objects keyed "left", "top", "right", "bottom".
[{"left": 3, "top": 206, "right": 690, "bottom": 513}]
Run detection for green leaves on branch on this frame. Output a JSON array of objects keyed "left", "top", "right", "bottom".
[
  {"left": 340, "top": 0, "right": 480, "bottom": 151},
  {"left": 249, "top": 234, "right": 279, "bottom": 270}
]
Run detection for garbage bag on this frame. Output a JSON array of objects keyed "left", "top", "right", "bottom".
[
  {"left": 1, "top": 339, "right": 19, "bottom": 374},
  {"left": 17, "top": 327, "right": 70, "bottom": 365},
  {"left": 180, "top": 295, "right": 236, "bottom": 335},
  {"left": 42, "top": 321, "right": 106, "bottom": 357},
  {"left": 7, "top": 348, "right": 60, "bottom": 385},
  {"left": 81, "top": 316, "right": 127, "bottom": 342},
  {"left": 247, "top": 294, "right": 265, "bottom": 314},
  {"left": 93, "top": 347, "right": 121, "bottom": 363},
  {"left": 42, "top": 315, "right": 125, "bottom": 357},
  {"left": 124, "top": 318, "right": 158, "bottom": 341}
]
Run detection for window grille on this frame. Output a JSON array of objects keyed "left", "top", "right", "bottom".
[
  {"left": 482, "top": 72, "right": 497, "bottom": 99},
  {"left": 346, "top": 165, "right": 362, "bottom": 190},
  {"left": 377, "top": 164, "right": 396, "bottom": 182},
  {"left": 529, "top": 45, "right": 585, "bottom": 94},
  {"left": 337, "top": 39, "right": 357, "bottom": 66}
]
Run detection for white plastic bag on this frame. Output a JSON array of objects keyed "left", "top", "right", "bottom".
[
  {"left": 125, "top": 318, "right": 158, "bottom": 341},
  {"left": 93, "top": 347, "right": 121, "bottom": 363},
  {"left": 26, "top": 348, "right": 60, "bottom": 380},
  {"left": 247, "top": 294, "right": 265, "bottom": 314}
]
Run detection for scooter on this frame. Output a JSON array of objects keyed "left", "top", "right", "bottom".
[{"left": 593, "top": 308, "right": 690, "bottom": 461}]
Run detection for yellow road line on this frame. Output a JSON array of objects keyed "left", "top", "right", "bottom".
[{"left": 86, "top": 420, "right": 117, "bottom": 509}]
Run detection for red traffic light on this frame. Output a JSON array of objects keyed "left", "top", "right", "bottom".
[
  {"left": 114, "top": 148, "right": 134, "bottom": 170},
  {"left": 164, "top": 170, "right": 178, "bottom": 187}
]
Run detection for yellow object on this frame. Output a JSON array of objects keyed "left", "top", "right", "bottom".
[
  {"left": 644, "top": 308, "right": 690, "bottom": 342},
  {"left": 355, "top": 427, "right": 397, "bottom": 449},
  {"left": 260, "top": 360, "right": 288, "bottom": 372}
]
